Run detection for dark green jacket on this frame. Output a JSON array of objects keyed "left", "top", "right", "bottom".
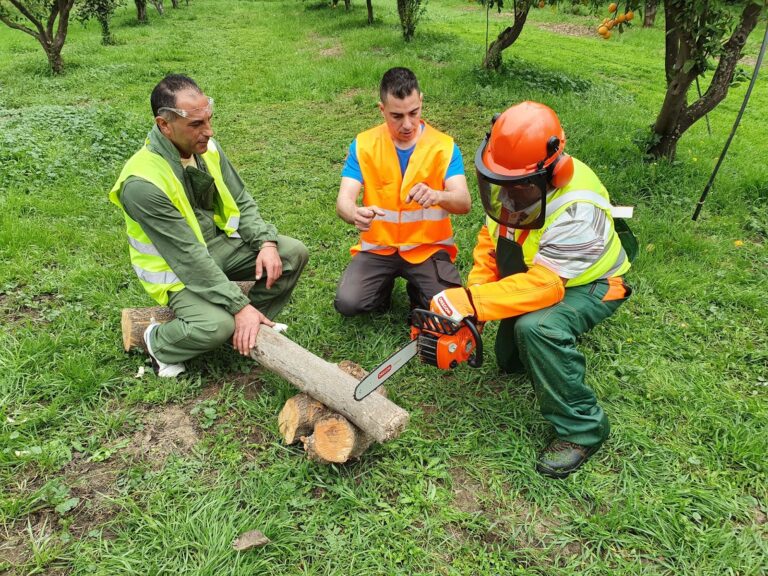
[{"left": 120, "top": 126, "right": 277, "bottom": 314}]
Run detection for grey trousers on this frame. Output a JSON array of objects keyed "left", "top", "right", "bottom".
[
  {"left": 151, "top": 234, "right": 308, "bottom": 364},
  {"left": 334, "top": 250, "right": 462, "bottom": 316}
]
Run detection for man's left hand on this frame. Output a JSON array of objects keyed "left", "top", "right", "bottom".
[
  {"left": 430, "top": 288, "right": 475, "bottom": 323},
  {"left": 406, "top": 183, "right": 441, "bottom": 208},
  {"left": 256, "top": 243, "right": 282, "bottom": 289}
]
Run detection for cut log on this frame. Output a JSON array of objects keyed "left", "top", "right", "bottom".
[
  {"left": 278, "top": 393, "right": 330, "bottom": 445},
  {"left": 249, "top": 329, "right": 408, "bottom": 443},
  {"left": 121, "top": 281, "right": 255, "bottom": 352},
  {"left": 300, "top": 413, "right": 375, "bottom": 464},
  {"left": 121, "top": 302, "right": 410, "bottom": 443}
]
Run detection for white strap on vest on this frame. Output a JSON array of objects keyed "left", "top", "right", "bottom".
[{"left": 546, "top": 190, "right": 633, "bottom": 219}]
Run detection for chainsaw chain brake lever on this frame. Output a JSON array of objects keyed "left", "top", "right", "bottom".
[{"left": 410, "top": 309, "right": 484, "bottom": 369}]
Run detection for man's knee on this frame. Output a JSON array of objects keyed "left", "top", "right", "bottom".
[
  {"left": 277, "top": 235, "right": 309, "bottom": 273},
  {"left": 334, "top": 289, "right": 367, "bottom": 317},
  {"left": 196, "top": 313, "right": 236, "bottom": 349}
]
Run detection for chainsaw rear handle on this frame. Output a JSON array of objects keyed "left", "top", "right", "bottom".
[{"left": 410, "top": 308, "right": 483, "bottom": 369}]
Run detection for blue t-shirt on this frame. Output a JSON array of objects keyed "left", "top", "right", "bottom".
[{"left": 341, "top": 132, "right": 465, "bottom": 184}]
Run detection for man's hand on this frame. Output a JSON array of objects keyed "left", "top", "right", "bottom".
[
  {"left": 353, "top": 205, "right": 385, "bottom": 231},
  {"left": 430, "top": 288, "right": 475, "bottom": 323},
  {"left": 232, "top": 304, "right": 274, "bottom": 356},
  {"left": 406, "top": 183, "right": 441, "bottom": 208},
  {"left": 256, "top": 243, "right": 282, "bottom": 289}
]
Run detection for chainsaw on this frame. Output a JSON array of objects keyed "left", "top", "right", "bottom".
[{"left": 353, "top": 308, "right": 483, "bottom": 401}]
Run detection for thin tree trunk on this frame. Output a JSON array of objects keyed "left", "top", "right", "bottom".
[
  {"left": 151, "top": 0, "right": 164, "bottom": 16},
  {"left": 643, "top": 1, "right": 657, "bottom": 28},
  {"left": 366, "top": 0, "right": 373, "bottom": 24},
  {"left": 482, "top": 2, "right": 531, "bottom": 70},
  {"left": 648, "top": 2, "right": 762, "bottom": 160},
  {"left": 171, "top": 0, "right": 179, "bottom": 7},
  {"left": 136, "top": 0, "right": 148, "bottom": 22}
]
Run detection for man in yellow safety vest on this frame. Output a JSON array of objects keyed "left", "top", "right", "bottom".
[
  {"left": 110, "top": 75, "right": 308, "bottom": 377},
  {"left": 430, "top": 102, "right": 633, "bottom": 478}
]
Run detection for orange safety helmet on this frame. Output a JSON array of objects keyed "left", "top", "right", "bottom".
[{"left": 475, "top": 102, "right": 574, "bottom": 229}]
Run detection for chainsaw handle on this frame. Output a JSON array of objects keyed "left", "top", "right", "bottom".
[{"left": 464, "top": 317, "right": 483, "bottom": 368}]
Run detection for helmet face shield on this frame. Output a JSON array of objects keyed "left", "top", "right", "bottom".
[{"left": 475, "top": 136, "right": 548, "bottom": 230}]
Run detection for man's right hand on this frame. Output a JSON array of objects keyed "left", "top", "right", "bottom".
[
  {"left": 232, "top": 304, "right": 274, "bottom": 356},
  {"left": 353, "top": 205, "right": 385, "bottom": 231}
]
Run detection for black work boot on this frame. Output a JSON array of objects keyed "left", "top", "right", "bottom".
[{"left": 536, "top": 440, "right": 601, "bottom": 479}]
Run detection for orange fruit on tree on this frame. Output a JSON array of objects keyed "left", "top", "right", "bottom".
[
  {"left": 598, "top": 25, "right": 608, "bottom": 35},
  {"left": 608, "top": 2, "right": 617, "bottom": 13},
  {"left": 616, "top": 13, "right": 626, "bottom": 23},
  {"left": 538, "top": 0, "right": 545, "bottom": 7},
  {"left": 625, "top": 10, "right": 634, "bottom": 21},
  {"left": 606, "top": 19, "right": 615, "bottom": 29},
  {"left": 603, "top": 30, "right": 612, "bottom": 39}
]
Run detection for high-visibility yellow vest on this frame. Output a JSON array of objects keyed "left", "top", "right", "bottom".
[
  {"left": 486, "top": 158, "right": 630, "bottom": 286},
  {"left": 353, "top": 122, "right": 457, "bottom": 264},
  {"left": 109, "top": 139, "right": 241, "bottom": 305}
]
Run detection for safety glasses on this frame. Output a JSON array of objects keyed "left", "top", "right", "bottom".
[{"left": 158, "top": 97, "right": 214, "bottom": 119}]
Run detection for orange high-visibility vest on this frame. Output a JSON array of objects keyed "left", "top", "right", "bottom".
[{"left": 352, "top": 122, "right": 457, "bottom": 264}]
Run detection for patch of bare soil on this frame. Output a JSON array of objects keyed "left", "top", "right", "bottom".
[
  {"left": 536, "top": 22, "right": 593, "bottom": 38},
  {"left": 0, "top": 510, "right": 60, "bottom": 572},
  {"left": 128, "top": 405, "right": 199, "bottom": 467},
  {"left": 320, "top": 45, "right": 343, "bottom": 58},
  {"left": 450, "top": 467, "right": 485, "bottom": 514}
]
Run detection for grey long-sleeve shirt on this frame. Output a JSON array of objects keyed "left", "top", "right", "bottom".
[{"left": 119, "top": 125, "right": 277, "bottom": 314}]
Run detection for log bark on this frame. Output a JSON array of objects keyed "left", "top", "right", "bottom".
[
  {"left": 249, "top": 329, "right": 408, "bottom": 443},
  {"left": 121, "top": 296, "right": 410, "bottom": 443},
  {"left": 121, "top": 281, "right": 255, "bottom": 352},
  {"left": 301, "top": 413, "right": 376, "bottom": 464}
]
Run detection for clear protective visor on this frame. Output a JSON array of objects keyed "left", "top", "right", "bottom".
[
  {"left": 158, "top": 97, "right": 214, "bottom": 120},
  {"left": 474, "top": 136, "right": 548, "bottom": 230}
]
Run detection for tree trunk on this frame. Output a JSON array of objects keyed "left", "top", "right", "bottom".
[
  {"left": 136, "top": 0, "right": 148, "bottom": 22},
  {"left": 98, "top": 15, "right": 113, "bottom": 45},
  {"left": 44, "top": 41, "right": 64, "bottom": 74},
  {"left": 648, "top": 2, "right": 763, "bottom": 160},
  {"left": 343, "top": 0, "right": 350, "bottom": 10},
  {"left": 482, "top": 1, "right": 531, "bottom": 70},
  {"left": 248, "top": 328, "right": 409, "bottom": 443},
  {"left": 643, "top": 1, "right": 657, "bottom": 28},
  {"left": 366, "top": 0, "right": 373, "bottom": 24},
  {"left": 121, "top": 303, "right": 410, "bottom": 443},
  {"left": 171, "top": 0, "right": 179, "bottom": 7},
  {"left": 151, "top": 0, "right": 164, "bottom": 16}
]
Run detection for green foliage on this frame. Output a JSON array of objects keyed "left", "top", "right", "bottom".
[
  {"left": 76, "top": 0, "right": 125, "bottom": 45},
  {"left": 0, "top": 1, "right": 766, "bottom": 574},
  {"left": 397, "top": 0, "right": 427, "bottom": 41}
]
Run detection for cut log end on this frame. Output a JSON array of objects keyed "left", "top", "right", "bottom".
[
  {"left": 278, "top": 393, "right": 330, "bottom": 445},
  {"left": 301, "top": 413, "right": 375, "bottom": 464}
]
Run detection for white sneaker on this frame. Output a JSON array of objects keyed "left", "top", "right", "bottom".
[{"left": 143, "top": 323, "right": 186, "bottom": 378}]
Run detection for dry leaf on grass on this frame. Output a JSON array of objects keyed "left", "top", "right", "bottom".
[{"left": 232, "top": 529, "right": 270, "bottom": 551}]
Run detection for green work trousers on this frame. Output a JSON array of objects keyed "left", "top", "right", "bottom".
[
  {"left": 495, "top": 279, "right": 630, "bottom": 447},
  {"left": 150, "top": 234, "right": 308, "bottom": 364}
]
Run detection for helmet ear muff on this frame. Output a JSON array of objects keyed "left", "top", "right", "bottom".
[
  {"left": 548, "top": 153, "right": 574, "bottom": 189},
  {"left": 544, "top": 136, "right": 573, "bottom": 189}
]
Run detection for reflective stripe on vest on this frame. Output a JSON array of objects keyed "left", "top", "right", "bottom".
[
  {"left": 352, "top": 122, "right": 457, "bottom": 264},
  {"left": 486, "top": 158, "right": 630, "bottom": 286},
  {"left": 109, "top": 138, "right": 242, "bottom": 305}
]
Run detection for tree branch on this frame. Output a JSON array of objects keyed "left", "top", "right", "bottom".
[
  {"left": 6, "top": 0, "right": 45, "bottom": 37},
  {"left": 683, "top": 2, "right": 763, "bottom": 128},
  {"left": 0, "top": 11, "right": 40, "bottom": 40}
]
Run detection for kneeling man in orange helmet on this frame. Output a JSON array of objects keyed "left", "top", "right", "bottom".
[{"left": 431, "top": 102, "right": 633, "bottom": 478}]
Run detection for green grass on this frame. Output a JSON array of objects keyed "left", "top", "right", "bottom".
[{"left": 1, "top": 0, "right": 766, "bottom": 574}]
